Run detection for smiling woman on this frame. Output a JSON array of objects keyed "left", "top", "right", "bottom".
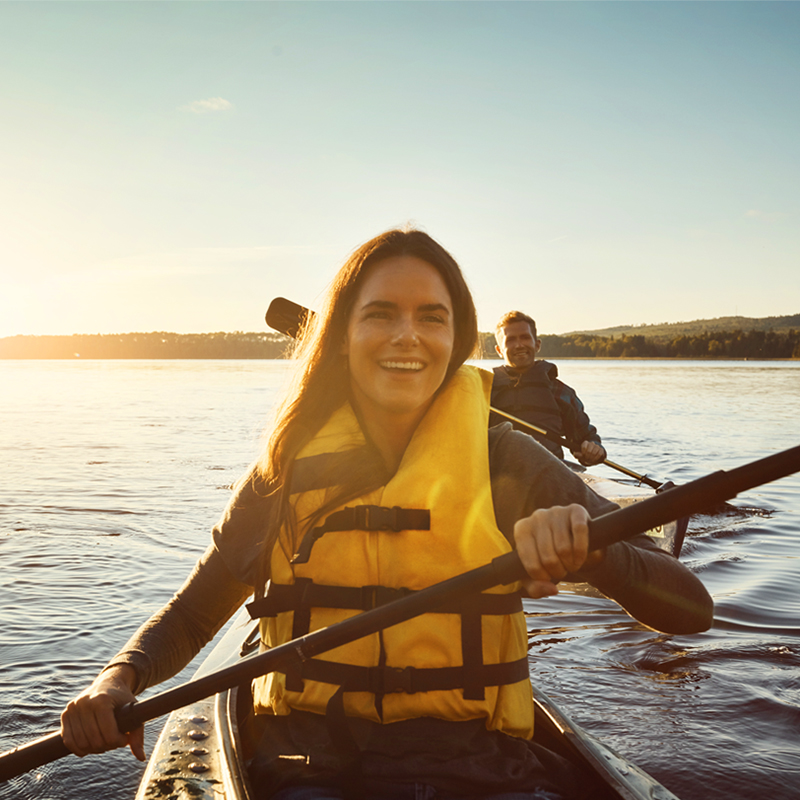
[
  {"left": 255, "top": 229, "right": 479, "bottom": 539},
  {"left": 56, "top": 228, "right": 712, "bottom": 800}
]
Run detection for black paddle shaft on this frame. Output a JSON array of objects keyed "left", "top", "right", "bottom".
[{"left": 2, "top": 444, "right": 799, "bottom": 782}]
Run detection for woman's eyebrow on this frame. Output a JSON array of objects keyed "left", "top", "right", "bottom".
[
  {"left": 360, "top": 300, "right": 396, "bottom": 310},
  {"left": 418, "top": 303, "right": 450, "bottom": 315},
  {"left": 357, "top": 300, "right": 451, "bottom": 316}
]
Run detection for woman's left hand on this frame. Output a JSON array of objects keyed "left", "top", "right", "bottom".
[{"left": 513, "top": 504, "right": 605, "bottom": 598}]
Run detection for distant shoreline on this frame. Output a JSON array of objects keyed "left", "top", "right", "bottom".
[{"left": 1, "top": 328, "right": 798, "bottom": 360}]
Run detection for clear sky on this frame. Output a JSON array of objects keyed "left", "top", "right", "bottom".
[{"left": 1, "top": 1, "right": 798, "bottom": 338}]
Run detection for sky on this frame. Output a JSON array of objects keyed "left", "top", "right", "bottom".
[{"left": 1, "top": 1, "right": 798, "bottom": 338}]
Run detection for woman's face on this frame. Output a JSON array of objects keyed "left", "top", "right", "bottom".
[{"left": 344, "top": 255, "right": 456, "bottom": 431}]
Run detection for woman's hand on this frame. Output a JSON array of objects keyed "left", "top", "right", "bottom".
[
  {"left": 61, "top": 664, "right": 145, "bottom": 761},
  {"left": 513, "top": 504, "right": 605, "bottom": 598}
]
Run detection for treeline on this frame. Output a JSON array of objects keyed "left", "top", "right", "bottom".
[
  {"left": 0, "top": 331, "right": 292, "bottom": 359},
  {"left": 536, "top": 329, "right": 800, "bottom": 359},
  {"left": 478, "top": 329, "right": 800, "bottom": 359},
  {"left": 568, "top": 312, "right": 800, "bottom": 339},
  {"left": 3, "top": 328, "right": 799, "bottom": 360}
]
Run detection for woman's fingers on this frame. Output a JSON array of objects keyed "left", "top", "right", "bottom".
[
  {"left": 127, "top": 726, "right": 146, "bottom": 762},
  {"left": 513, "top": 504, "right": 594, "bottom": 596},
  {"left": 513, "top": 527, "right": 558, "bottom": 598},
  {"left": 62, "top": 692, "right": 128, "bottom": 756},
  {"left": 61, "top": 666, "right": 139, "bottom": 757}
]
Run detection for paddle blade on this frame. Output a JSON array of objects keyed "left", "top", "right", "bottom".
[{"left": 265, "top": 297, "right": 311, "bottom": 339}]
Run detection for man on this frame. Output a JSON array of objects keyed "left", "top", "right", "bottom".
[{"left": 490, "top": 310, "right": 607, "bottom": 466}]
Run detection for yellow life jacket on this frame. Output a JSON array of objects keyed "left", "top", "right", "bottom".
[{"left": 248, "top": 365, "right": 534, "bottom": 739}]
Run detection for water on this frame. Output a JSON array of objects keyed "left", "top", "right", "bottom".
[{"left": 1, "top": 358, "right": 799, "bottom": 800}]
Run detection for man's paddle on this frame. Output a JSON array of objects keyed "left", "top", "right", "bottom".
[
  {"left": 2, "top": 443, "right": 799, "bottom": 782},
  {"left": 486, "top": 407, "right": 666, "bottom": 489},
  {"left": 264, "top": 297, "right": 675, "bottom": 493}
]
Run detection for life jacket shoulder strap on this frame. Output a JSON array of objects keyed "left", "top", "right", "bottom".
[{"left": 291, "top": 448, "right": 385, "bottom": 494}]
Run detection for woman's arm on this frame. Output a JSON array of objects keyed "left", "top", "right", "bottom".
[
  {"left": 489, "top": 424, "right": 714, "bottom": 634},
  {"left": 61, "top": 468, "right": 272, "bottom": 757},
  {"left": 574, "top": 534, "right": 714, "bottom": 633},
  {"left": 61, "top": 545, "right": 251, "bottom": 756},
  {"left": 104, "top": 544, "right": 252, "bottom": 694}
]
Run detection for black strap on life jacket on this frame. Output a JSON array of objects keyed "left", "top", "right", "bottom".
[
  {"left": 291, "top": 448, "right": 390, "bottom": 494},
  {"left": 247, "top": 578, "right": 524, "bottom": 700},
  {"left": 290, "top": 505, "right": 431, "bottom": 564},
  {"left": 246, "top": 580, "right": 521, "bottom": 618},
  {"left": 292, "top": 655, "right": 530, "bottom": 696}
]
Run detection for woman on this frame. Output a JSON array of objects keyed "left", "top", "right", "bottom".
[{"left": 61, "top": 229, "right": 713, "bottom": 799}]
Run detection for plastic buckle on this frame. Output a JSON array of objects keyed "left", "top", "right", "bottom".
[
  {"left": 383, "top": 666, "right": 416, "bottom": 694},
  {"left": 354, "top": 505, "right": 402, "bottom": 531}
]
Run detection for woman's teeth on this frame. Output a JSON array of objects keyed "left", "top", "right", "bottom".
[{"left": 381, "top": 361, "right": 424, "bottom": 371}]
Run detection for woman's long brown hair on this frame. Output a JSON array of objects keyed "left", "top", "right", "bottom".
[{"left": 253, "top": 228, "right": 478, "bottom": 594}]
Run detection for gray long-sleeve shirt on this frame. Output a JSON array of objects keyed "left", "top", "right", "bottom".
[
  {"left": 107, "top": 423, "right": 712, "bottom": 695},
  {"left": 104, "top": 422, "right": 712, "bottom": 796}
]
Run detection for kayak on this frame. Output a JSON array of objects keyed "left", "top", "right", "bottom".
[
  {"left": 578, "top": 470, "right": 689, "bottom": 557},
  {"left": 135, "top": 607, "right": 680, "bottom": 800}
]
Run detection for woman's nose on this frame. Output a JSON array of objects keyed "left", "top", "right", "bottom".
[{"left": 390, "top": 316, "right": 419, "bottom": 346}]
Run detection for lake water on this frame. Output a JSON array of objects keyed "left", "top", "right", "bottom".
[{"left": 1, "top": 358, "right": 799, "bottom": 800}]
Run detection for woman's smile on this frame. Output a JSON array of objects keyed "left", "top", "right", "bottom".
[{"left": 379, "top": 359, "right": 425, "bottom": 371}]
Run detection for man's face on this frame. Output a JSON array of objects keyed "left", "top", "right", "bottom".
[{"left": 496, "top": 320, "right": 540, "bottom": 369}]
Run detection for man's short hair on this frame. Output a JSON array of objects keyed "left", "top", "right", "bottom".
[{"left": 495, "top": 311, "right": 537, "bottom": 340}]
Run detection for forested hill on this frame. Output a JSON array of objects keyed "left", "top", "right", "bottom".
[
  {"left": 563, "top": 312, "right": 800, "bottom": 340},
  {"left": 0, "top": 331, "right": 292, "bottom": 359},
  {"left": 533, "top": 328, "right": 800, "bottom": 359},
  {"left": 3, "top": 317, "right": 799, "bottom": 359}
]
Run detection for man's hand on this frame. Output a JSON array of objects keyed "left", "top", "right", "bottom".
[
  {"left": 574, "top": 440, "right": 606, "bottom": 467},
  {"left": 513, "top": 504, "right": 605, "bottom": 598}
]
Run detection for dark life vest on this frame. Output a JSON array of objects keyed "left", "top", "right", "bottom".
[{"left": 490, "top": 362, "right": 565, "bottom": 458}]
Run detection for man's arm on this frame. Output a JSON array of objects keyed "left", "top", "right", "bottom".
[{"left": 553, "top": 379, "right": 606, "bottom": 466}]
